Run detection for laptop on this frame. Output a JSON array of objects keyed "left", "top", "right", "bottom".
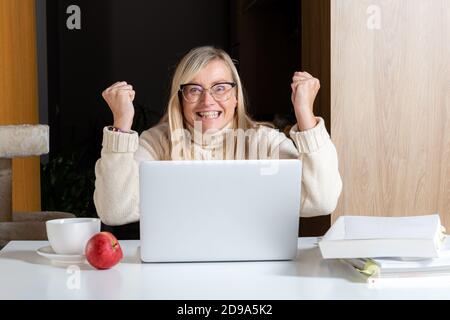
[{"left": 139, "top": 159, "right": 301, "bottom": 262}]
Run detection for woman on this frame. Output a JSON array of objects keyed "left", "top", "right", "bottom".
[{"left": 94, "top": 46, "right": 342, "bottom": 226}]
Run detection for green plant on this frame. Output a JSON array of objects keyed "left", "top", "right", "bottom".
[{"left": 41, "top": 146, "right": 97, "bottom": 218}]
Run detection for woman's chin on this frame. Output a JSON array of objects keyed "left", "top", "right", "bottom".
[{"left": 193, "top": 119, "right": 225, "bottom": 133}]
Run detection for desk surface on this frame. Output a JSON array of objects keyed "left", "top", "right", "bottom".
[{"left": 0, "top": 238, "right": 449, "bottom": 300}]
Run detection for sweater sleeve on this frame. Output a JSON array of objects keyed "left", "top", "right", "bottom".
[
  {"left": 93, "top": 127, "right": 159, "bottom": 226},
  {"left": 278, "top": 117, "right": 343, "bottom": 217}
]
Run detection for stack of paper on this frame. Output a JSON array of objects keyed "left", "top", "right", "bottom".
[
  {"left": 318, "top": 214, "right": 449, "bottom": 287},
  {"left": 318, "top": 214, "right": 445, "bottom": 259},
  {"left": 342, "top": 236, "right": 450, "bottom": 287}
]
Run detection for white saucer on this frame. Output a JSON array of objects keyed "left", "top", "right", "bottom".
[{"left": 36, "top": 245, "right": 86, "bottom": 264}]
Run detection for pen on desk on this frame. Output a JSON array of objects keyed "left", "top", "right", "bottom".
[
  {"left": 344, "top": 258, "right": 366, "bottom": 270},
  {"left": 342, "top": 258, "right": 379, "bottom": 276}
]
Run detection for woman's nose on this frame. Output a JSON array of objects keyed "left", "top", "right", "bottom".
[{"left": 201, "top": 89, "right": 216, "bottom": 104}]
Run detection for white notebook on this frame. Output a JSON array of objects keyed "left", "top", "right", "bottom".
[{"left": 318, "top": 214, "right": 444, "bottom": 259}]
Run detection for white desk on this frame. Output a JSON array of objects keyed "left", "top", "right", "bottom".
[{"left": 0, "top": 238, "right": 448, "bottom": 300}]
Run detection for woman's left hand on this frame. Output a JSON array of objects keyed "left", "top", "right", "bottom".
[{"left": 291, "top": 71, "right": 320, "bottom": 131}]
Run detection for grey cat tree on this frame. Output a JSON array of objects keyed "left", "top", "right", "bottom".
[{"left": 0, "top": 125, "right": 75, "bottom": 248}]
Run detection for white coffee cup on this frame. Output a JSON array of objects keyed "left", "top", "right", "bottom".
[{"left": 46, "top": 218, "right": 101, "bottom": 255}]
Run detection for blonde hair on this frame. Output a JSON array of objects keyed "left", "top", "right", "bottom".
[{"left": 159, "top": 46, "right": 271, "bottom": 159}]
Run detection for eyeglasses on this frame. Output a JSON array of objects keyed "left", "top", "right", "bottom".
[{"left": 179, "top": 82, "right": 237, "bottom": 103}]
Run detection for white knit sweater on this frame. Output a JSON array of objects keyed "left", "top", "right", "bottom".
[{"left": 94, "top": 117, "right": 342, "bottom": 226}]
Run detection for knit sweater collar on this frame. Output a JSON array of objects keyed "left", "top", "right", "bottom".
[{"left": 185, "top": 118, "right": 236, "bottom": 149}]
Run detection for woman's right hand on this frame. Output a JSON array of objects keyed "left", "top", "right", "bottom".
[{"left": 102, "top": 81, "right": 136, "bottom": 131}]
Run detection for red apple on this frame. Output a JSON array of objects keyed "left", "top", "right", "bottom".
[{"left": 85, "top": 232, "right": 123, "bottom": 270}]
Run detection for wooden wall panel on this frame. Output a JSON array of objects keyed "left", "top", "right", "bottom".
[
  {"left": 0, "top": 0, "right": 41, "bottom": 212},
  {"left": 331, "top": 0, "right": 450, "bottom": 230}
]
